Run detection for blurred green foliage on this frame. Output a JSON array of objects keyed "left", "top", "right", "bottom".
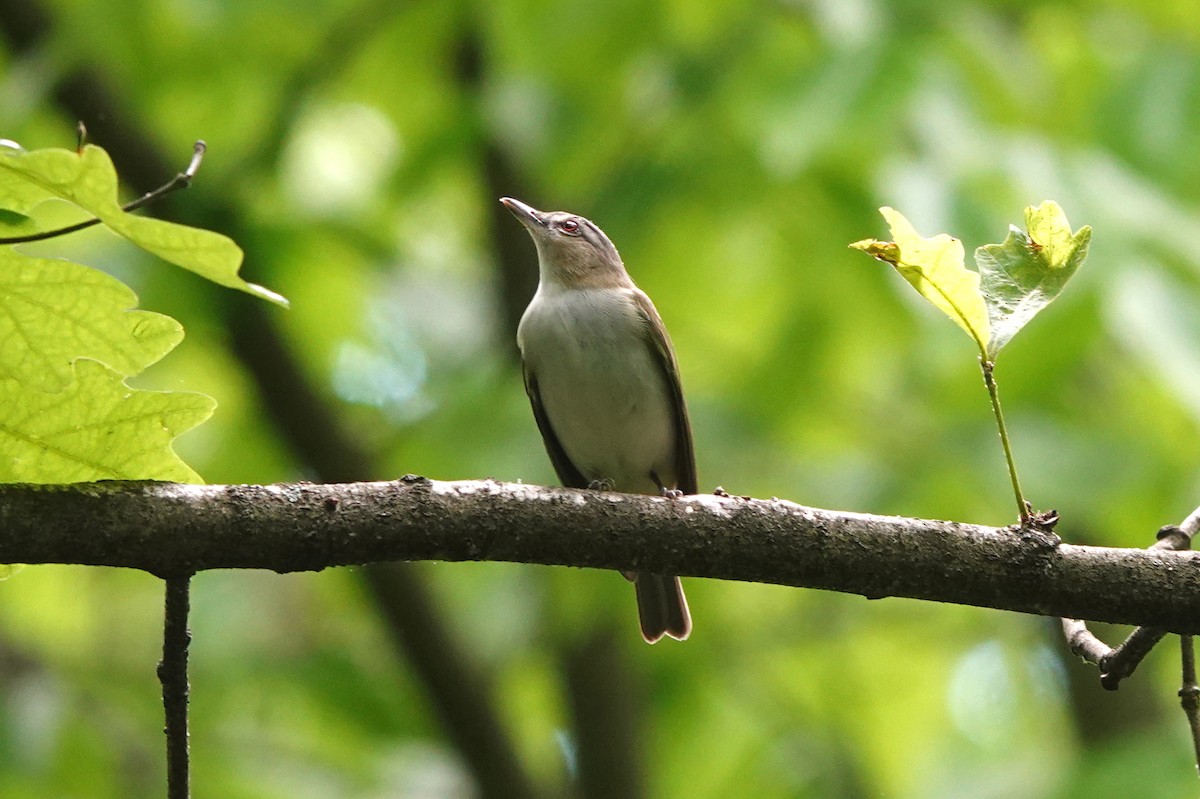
[{"left": 3, "top": 0, "right": 1200, "bottom": 796}]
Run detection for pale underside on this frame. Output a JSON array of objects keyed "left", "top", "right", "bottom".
[{"left": 518, "top": 285, "right": 678, "bottom": 495}]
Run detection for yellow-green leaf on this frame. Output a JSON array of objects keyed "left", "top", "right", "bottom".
[
  {"left": 851, "top": 207, "right": 990, "bottom": 354},
  {"left": 974, "top": 201, "right": 1091, "bottom": 358}
]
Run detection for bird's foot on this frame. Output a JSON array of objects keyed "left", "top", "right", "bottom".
[
  {"left": 588, "top": 478, "right": 615, "bottom": 492},
  {"left": 659, "top": 486, "right": 684, "bottom": 499}
]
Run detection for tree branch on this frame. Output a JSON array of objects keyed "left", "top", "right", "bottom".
[
  {"left": 3, "top": 477, "right": 1200, "bottom": 632},
  {"left": 1061, "top": 513, "right": 1200, "bottom": 688}
]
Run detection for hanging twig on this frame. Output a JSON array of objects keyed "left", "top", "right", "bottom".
[
  {"left": 1180, "top": 635, "right": 1200, "bottom": 774},
  {"left": 0, "top": 140, "right": 206, "bottom": 245},
  {"left": 158, "top": 575, "right": 193, "bottom": 799}
]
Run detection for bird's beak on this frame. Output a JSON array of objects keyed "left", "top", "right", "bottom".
[{"left": 500, "top": 197, "right": 547, "bottom": 231}]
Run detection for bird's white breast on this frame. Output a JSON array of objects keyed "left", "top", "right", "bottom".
[{"left": 518, "top": 286, "right": 676, "bottom": 495}]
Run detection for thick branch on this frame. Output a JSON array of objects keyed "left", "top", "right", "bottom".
[
  {"left": 1061, "top": 516, "right": 1199, "bottom": 688},
  {"left": 3, "top": 478, "right": 1200, "bottom": 633}
]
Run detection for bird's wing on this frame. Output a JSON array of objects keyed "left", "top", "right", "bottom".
[
  {"left": 522, "top": 364, "right": 590, "bottom": 489},
  {"left": 631, "top": 289, "right": 698, "bottom": 494}
]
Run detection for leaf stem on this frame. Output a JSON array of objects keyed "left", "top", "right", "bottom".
[
  {"left": 0, "top": 140, "right": 206, "bottom": 246},
  {"left": 980, "top": 357, "right": 1028, "bottom": 524}
]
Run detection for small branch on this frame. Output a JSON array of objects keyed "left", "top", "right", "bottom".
[
  {"left": 157, "top": 575, "right": 192, "bottom": 799},
  {"left": 0, "top": 140, "right": 207, "bottom": 245},
  {"left": 979, "top": 358, "right": 1028, "bottom": 524},
  {"left": 4, "top": 479, "right": 1200, "bottom": 632},
  {"left": 1062, "top": 618, "right": 1110, "bottom": 664},
  {"left": 1100, "top": 627, "right": 1169, "bottom": 690},
  {"left": 1060, "top": 619, "right": 1167, "bottom": 690},
  {"left": 1182, "top": 507, "right": 1200, "bottom": 541},
  {"left": 1180, "top": 635, "right": 1200, "bottom": 774}
]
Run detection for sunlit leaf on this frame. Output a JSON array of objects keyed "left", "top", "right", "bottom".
[
  {"left": 851, "top": 207, "right": 990, "bottom": 354},
  {"left": 0, "top": 148, "right": 58, "bottom": 217},
  {"left": 0, "top": 250, "right": 182, "bottom": 391},
  {"left": 0, "top": 359, "right": 215, "bottom": 484},
  {"left": 975, "top": 201, "right": 1091, "bottom": 358},
  {"left": 0, "top": 145, "right": 287, "bottom": 306}
]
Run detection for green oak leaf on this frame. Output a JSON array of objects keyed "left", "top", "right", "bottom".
[
  {"left": 0, "top": 359, "right": 215, "bottom": 484},
  {"left": 0, "top": 145, "right": 286, "bottom": 306},
  {"left": 0, "top": 250, "right": 182, "bottom": 390},
  {"left": 0, "top": 146, "right": 58, "bottom": 219},
  {"left": 974, "top": 201, "right": 1091, "bottom": 359},
  {"left": 851, "top": 207, "right": 991, "bottom": 355}
]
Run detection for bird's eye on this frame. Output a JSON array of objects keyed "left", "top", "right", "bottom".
[{"left": 560, "top": 219, "right": 580, "bottom": 235}]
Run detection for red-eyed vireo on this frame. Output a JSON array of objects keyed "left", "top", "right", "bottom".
[{"left": 501, "top": 196, "right": 694, "bottom": 643}]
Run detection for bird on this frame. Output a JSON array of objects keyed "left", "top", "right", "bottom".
[{"left": 501, "top": 196, "right": 694, "bottom": 643}]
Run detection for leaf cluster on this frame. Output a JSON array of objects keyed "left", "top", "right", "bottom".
[
  {"left": 0, "top": 143, "right": 280, "bottom": 484},
  {"left": 851, "top": 201, "right": 1091, "bottom": 362}
]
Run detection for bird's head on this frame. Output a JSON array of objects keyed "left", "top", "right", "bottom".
[{"left": 500, "top": 197, "right": 628, "bottom": 289}]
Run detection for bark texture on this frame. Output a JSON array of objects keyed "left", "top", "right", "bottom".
[{"left": 1, "top": 477, "right": 1197, "bottom": 632}]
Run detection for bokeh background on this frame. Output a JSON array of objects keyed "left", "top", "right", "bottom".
[{"left": 3, "top": 0, "right": 1200, "bottom": 796}]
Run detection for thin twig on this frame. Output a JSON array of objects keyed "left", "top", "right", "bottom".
[
  {"left": 1183, "top": 507, "right": 1200, "bottom": 541},
  {"left": 1180, "top": 635, "right": 1200, "bottom": 775},
  {"left": 0, "top": 140, "right": 206, "bottom": 245},
  {"left": 158, "top": 575, "right": 192, "bottom": 799},
  {"left": 1100, "top": 627, "right": 1169, "bottom": 690},
  {"left": 1062, "top": 618, "right": 1110, "bottom": 664},
  {"left": 1058, "top": 619, "right": 1168, "bottom": 690}
]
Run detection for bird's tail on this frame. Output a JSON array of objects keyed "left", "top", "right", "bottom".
[{"left": 633, "top": 573, "right": 691, "bottom": 643}]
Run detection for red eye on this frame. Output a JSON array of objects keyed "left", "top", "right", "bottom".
[{"left": 560, "top": 219, "right": 580, "bottom": 234}]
